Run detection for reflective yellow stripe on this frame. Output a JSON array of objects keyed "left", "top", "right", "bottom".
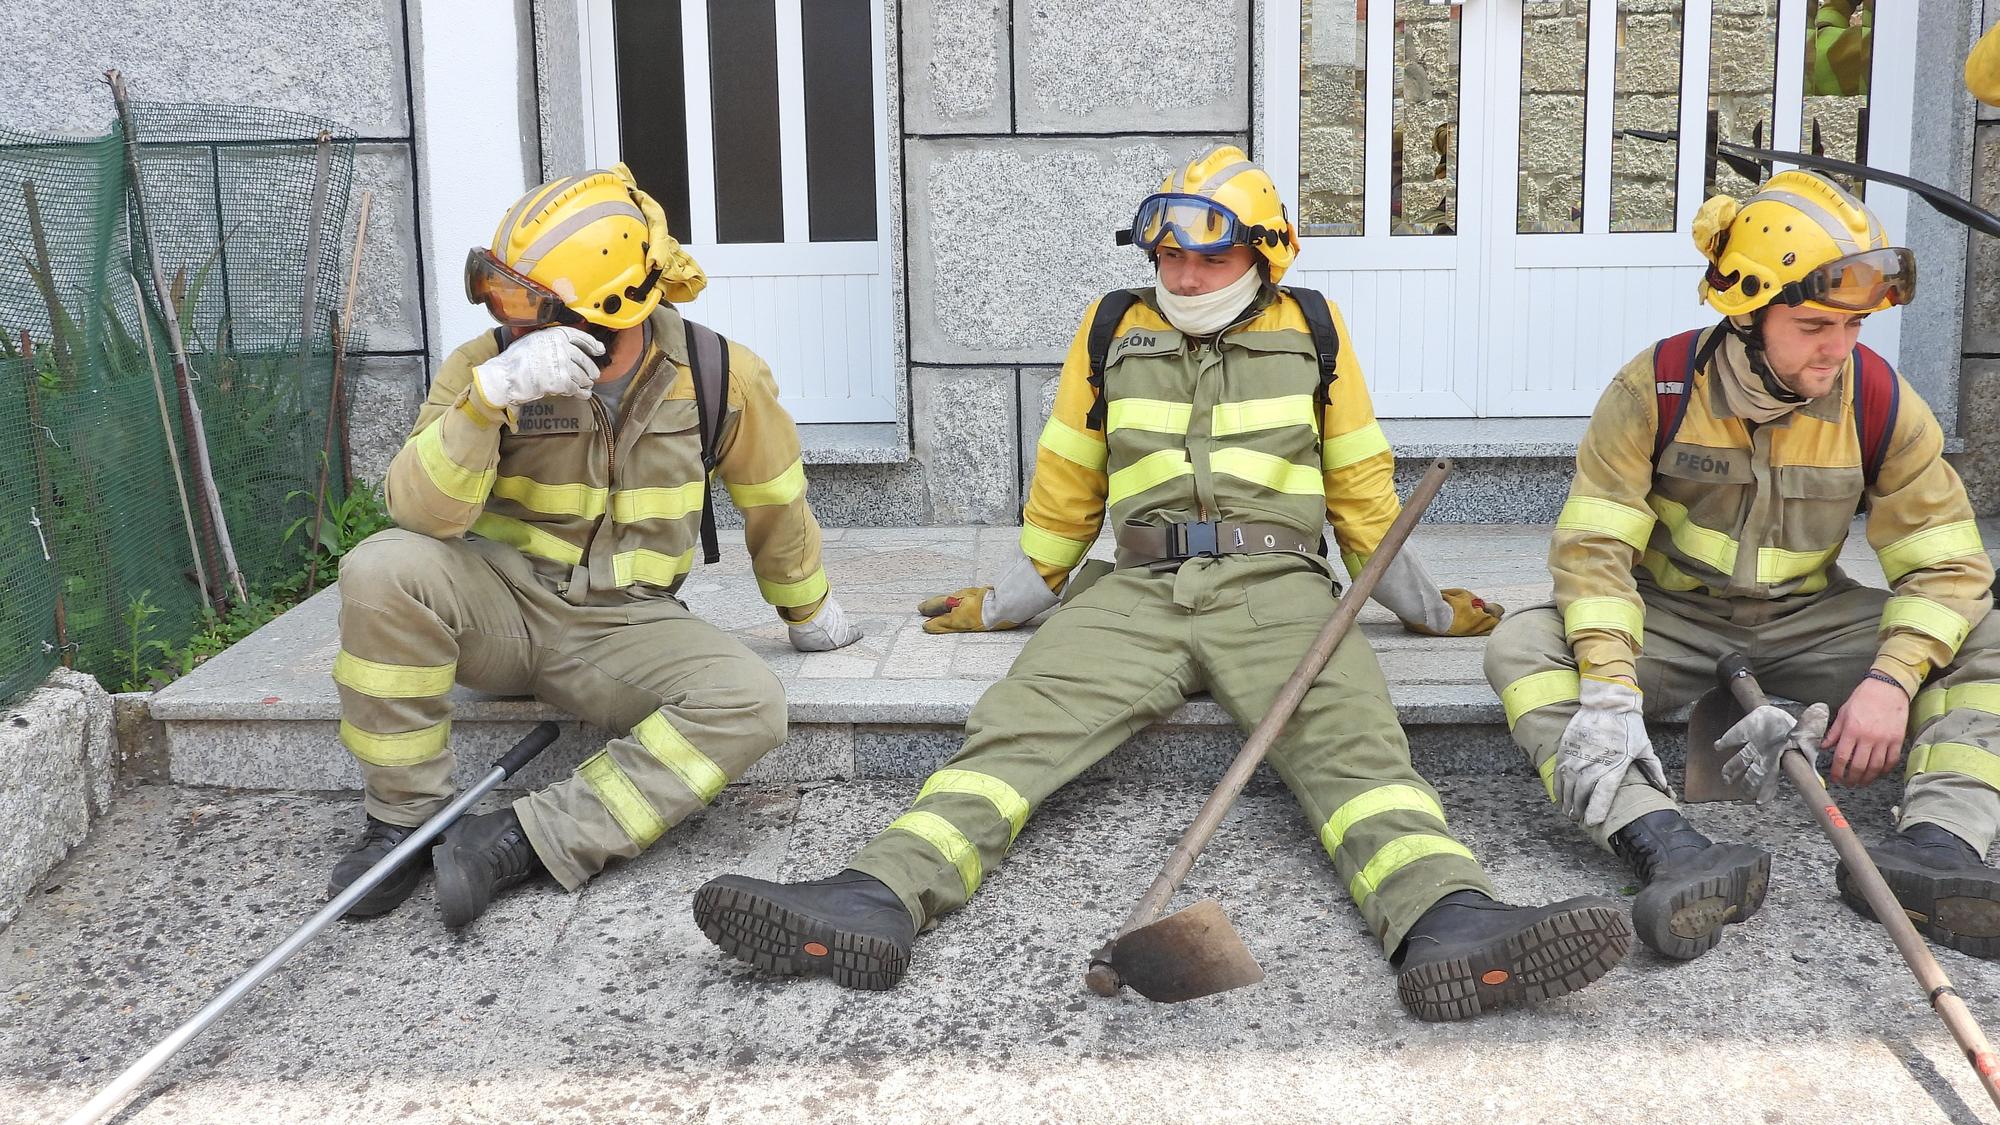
[
  {"left": 1913, "top": 683, "right": 2000, "bottom": 730},
  {"left": 332, "top": 651, "right": 456, "bottom": 700},
  {"left": 1347, "top": 834, "right": 1478, "bottom": 905},
  {"left": 613, "top": 547, "right": 696, "bottom": 588},
  {"left": 613, "top": 482, "right": 704, "bottom": 523},
  {"left": 1564, "top": 596, "right": 1645, "bottom": 643},
  {"left": 919, "top": 769, "right": 1030, "bottom": 843},
  {"left": 1340, "top": 549, "right": 1368, "bottom": 579},
  {"left": 1880, "top": 520, "right": 1986, "bottom": 584},
  {"left": 1757, "top": 543, "right": 1841, "bottom": 584},
  {"left": 1210, "top": 447, "right": 1323, "bottom": 496},
  {"left": 726, "top": 460, "right": 807, "bottom": 508},
  {"left": 1538, "top": 753, "right": 1559, "bottom": 801},
  {"left": 1105, "top": 398, "right": 1192, "bottom": 435},
  {"left": 1107, "top": 449, "right": 1193, "bottom": 506},
  {"left": 1557, "top": 497, "right": 1655, "bottom": 551},
  {"left": 1038, "top": 416, "right": 1108, "bottom": 470},
  {"left": 885, "top": 810, "right": 982, "bottom": 897},
  {"left": 1906, "top": 742, "right": 2000, "bottom": 792},
  {"left": 413, "top": 420, "right": 494, "bottom": 505},
  {"left": 580, "top": 749, "right": 667, "bottom": 847},
  {"left": 1502, "top": 669, "right": 1581, "bottom": 730},
  {"left": 1319, "top": 785, "right": 1446, "bottom": 857},
  {"left": 1640, "top": 549, "right": 1705, "bottom": 592},
  {"left": 1321, "top": 421, "right": 1391, "bottom": 471},
  {"left": 492, "top": 474, "right": 606, "bottom": 518},
  {"left": 1649, "top": 496, "right": 1737, "bottom": 575},
  {"left": 1212, "top": 394, "right": 1316, "bottom": 437},
  {"left": 1020, "top": 520, "right": 1090, "bottom": 569},
  {"left": 633, "top": 712, "right": 728, "bottom": 803},
  {"left": 340, "top": 718, "right": 450, "bottom": 768},
  {"left": 470, "top": 513, "right": 585, "bottom": 565},
  {"left": 758, "top": 567, "right": 830, "bottom": 608},
  {"left": 1882, "top": 596, "right": 1972, "bottom": 651}
]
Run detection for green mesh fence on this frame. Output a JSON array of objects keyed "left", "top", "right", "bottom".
[{"left": 0, "top": 100, "right": 358, "bottom": 702}]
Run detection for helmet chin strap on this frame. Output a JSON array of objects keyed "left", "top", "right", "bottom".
[{"left": 1729, "top": 313, "right": 1808, "bottom": 404}]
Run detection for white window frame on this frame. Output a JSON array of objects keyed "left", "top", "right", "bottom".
[{"left": 576, "top": 0, "right": 897, "bottom": 422}]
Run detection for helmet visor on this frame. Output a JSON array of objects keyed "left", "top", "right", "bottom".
[
  {"left": 464, "top": 248, "right": 582, "bottom": 327},
  {"left": 1793, "top": 247, "right": 1917, "bottom": 312},
  {"left": 1131, "top": 193, "right": 1247, "bottom": 254}
]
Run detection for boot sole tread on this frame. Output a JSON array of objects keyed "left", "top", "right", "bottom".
[
  {"left": 1632, "top": 845, "right": 1771, "bottom": 961},
  {"left": 1838, "top": 856, "right": 2000, "bottom": 960},
  {"left": 1396, "top": 903, "right": 1632, "bottom": 1022},
  {"left": 693, "top": 884, "right": 908, "bottom": 990}
]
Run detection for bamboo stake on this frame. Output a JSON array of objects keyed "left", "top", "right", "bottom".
[
  {"left": 304, "top": 190, "right": 372, "bottom": 596},
  {"left": 133, "top": 276, "right": 212, "bottom": 608},
  {"left": 106, "top": 68, "right": 248, "bottom": 605},
  {"left": 18, "top": 332, "right": 68, "bottom": 666}
]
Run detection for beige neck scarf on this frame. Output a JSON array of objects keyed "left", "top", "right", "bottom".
[{"left": 1711, "top": 326, "right": 1805, "bottom": 423}]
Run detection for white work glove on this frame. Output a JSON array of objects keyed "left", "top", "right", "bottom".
[
  {"left": 1720, "top": 702, "right": 1830, "bottom": 805},
  {"left": 472, "top": 325, "right": 603, "bottom": 410},
  {"left": 788, "top": 595, "right": 863, "bottom": 652},
  {"left": 1553, "top": 676, "right": 1674, "bottom": 826}
]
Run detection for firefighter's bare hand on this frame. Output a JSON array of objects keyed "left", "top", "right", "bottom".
[
  {"left": 918, "top": 587, "right": 999, "bottom": 634},
  {"left": 1825, "top": 677, "right": 1910, "bottom": 787}
]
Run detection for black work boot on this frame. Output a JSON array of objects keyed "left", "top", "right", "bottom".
[
  {"left": 433, "top": 808, "right": 544, "bottom": 929},
  {"left": 328, "top": 816, "right": 430, "bottom": 918},
  {"left": 1838, "top": 822, "right": 2000, "bottom": 959},
  {"left": 1393, "top": 890, "right": 1632, "bottom": 1021},
  {"left": 1610, "top": 808, "right": 1771, "bottom": 960},
  {"left": 693, "top": 869, "right": 917, "bottom": 990}
]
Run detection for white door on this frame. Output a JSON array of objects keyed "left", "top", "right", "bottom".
[
  {"left": 1265, "top": 0, "right": 1918, "bottom": 418},
  {"left": 577, "top": 0, "right": 896, "bottom": 423}
]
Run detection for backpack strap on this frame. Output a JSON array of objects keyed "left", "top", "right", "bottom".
[
  {"left": 1084, "top": 289, "right": 1144, "bottom": 431},
  {"left": 1651, "top": 326, "right": 1725, "bottom": 464},
  {"left": 1851, "top": 341, "right": 1899, "bottom": 488},
  {"left": 1281, "top": 286, "right": 1343, "bottom": 420},
  {"left": 682, "top": 320, "right": 733, "bottom": 565}
]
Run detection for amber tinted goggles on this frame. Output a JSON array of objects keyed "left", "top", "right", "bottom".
[
  {"left": 464, "top": 248, "right": 584, "bottom": 327},
  {"left": 1777, "top": 247, "right": 1917, "bottom": 312}
]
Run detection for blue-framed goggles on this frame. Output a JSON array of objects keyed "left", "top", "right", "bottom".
[{"left": 1120, "top": 193, "right": 1286, "bottom": 254}]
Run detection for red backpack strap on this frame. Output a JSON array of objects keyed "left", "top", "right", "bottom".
[
  {"left": 1651, "top": 328, "right": 1707, "bottom": 463},
  {"left": 1850, "top": 342, "right": 1899, "bottom": 488}
]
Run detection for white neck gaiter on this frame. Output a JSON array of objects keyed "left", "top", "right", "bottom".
[{"left": 1154, "top": 265, "right": 1262, "bottom": 337}]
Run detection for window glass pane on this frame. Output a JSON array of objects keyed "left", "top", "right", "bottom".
[
  {"left": 612, "top": 0, "right": 690, "bottom": 240},
  {"left": 1519, "top": 1, "right": 1588, "bottom": 234},
  {"left": 1800, "top": 0, "right": 1873, "bottom": 197},
  {"left": 1609, "top": 0, "right": 1684, "bottom": 232},
  {"left": 1705, "top": 0, "right": 1779, "bottom": 199},
  {"left": 802, "top": 0, "right": 876, "bottom": 242},
  {"left": 708, "top": 0, "right": 783, "bottom": 242},
  {"left": 1391, "top": 0, "right": 1459, "bottom": 236},
  {"left": 1298, "top": 0, "right": 1365, "bottom": 237}
]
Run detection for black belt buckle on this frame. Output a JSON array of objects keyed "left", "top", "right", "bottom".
[{"left": 1172, "top": 520, "right": 1220, "bottom": 560}]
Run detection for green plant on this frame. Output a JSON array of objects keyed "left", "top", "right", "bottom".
[
  {"left": 114, "top": 590, "right": 169, "bottom": 692},
  {"left": 285, "top": 479, "right": 391, "bottom": 565}
]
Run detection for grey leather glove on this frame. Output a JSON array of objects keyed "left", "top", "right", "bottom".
[
  {"left": 1553, "top": 676, "right": 1673, "bottom": 826},
  {"left": 1720, "top": 702, "right": 1830, "bottom": 804},
  {"left": 787, "top": 595, "right": 863, "bottom": 652}
]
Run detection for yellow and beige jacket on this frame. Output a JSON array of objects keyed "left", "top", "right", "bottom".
[
  {"left": 1019, "top": 288, "right": 1398, "bottom": 587},
  {"left": 1552, "top": 326, "right": 1991, "bottom": 692},
  {"left": 383, "top": 305, "right": 829, "bottom": 616}
]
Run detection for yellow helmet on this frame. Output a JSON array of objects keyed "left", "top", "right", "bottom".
[
  {"left": 469, "top": 163, "right": 707, "bottom": 331},
  {"left": 1128, "top": 145, "right": 1300, "bottom": 283},
  {"left": 1693, "top": 169, "right": 1914, "bottom": 317}
]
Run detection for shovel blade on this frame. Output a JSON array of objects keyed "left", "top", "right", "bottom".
[
  {"left": 1103, "top": 899, "right": 1263, "bottom": 1003},
  {"left": 1683, "top": 686, "right": 1747, "bottom": 803}
]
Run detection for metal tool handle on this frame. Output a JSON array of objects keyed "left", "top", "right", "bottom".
[
  {"left": 64, "top": 722, "right": 562, "bottom": 1125},
  {"left": 1085, "top": 460, "right": 1455, "bottom": 994},
  {"left": 1715, "top": 656, "right": 2000, "bottom": 1112}
]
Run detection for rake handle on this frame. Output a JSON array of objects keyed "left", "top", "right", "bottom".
[
  {"left": 1085, "top": 460, "right": 1455, "bottom": 995},
  {"left": 1719, "top": 657, "right": 2000, "bottom": 1113}
]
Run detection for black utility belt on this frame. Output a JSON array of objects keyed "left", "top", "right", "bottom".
[{"left": 1115, "top": 520, "right": 1319, "bottom": 565}]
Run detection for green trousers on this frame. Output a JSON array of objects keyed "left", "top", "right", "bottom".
[
  {"left": 1485, "top": 576, "right": 2000, "bottom": 852},
  {"left": 334, "top": 528, "right": 786, "bottom": 890},
  {"left": 849, "top": 553, "right": 1496, "bottom": 955}
]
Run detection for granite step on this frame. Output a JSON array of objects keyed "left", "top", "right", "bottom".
[{"left": 144, "top": 522, "right": 1925, "bottom": 794}]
